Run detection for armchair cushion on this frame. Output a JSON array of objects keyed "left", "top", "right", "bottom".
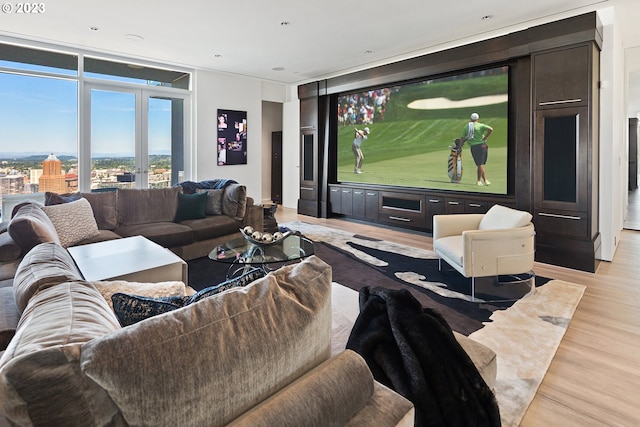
[
  {"left": 478, "top": 204, "right": 532, "bottom": 230},
  {"left": 433, "top": 236, "right": 464, "bottom": 268}
]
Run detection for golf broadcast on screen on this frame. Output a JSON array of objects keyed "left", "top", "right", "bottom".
[{"left": 336, "top": 66, "right": 509, "bottom": 195}]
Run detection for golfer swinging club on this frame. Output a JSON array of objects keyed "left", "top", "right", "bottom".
[
  {"left": 352, "top": 127, "right": 370, "bottom": 174},
  {"left": 460, "top": 113, "right": 492, "bottom": 186}
]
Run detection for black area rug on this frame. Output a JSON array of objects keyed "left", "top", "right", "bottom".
[{"left": 187, "top": 240, "right": 550, "bottom": 336}]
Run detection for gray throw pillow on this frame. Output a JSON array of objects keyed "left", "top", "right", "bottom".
[
  {"left": 196, "top": 189, "right": 224, "bottom": 215},
  {"left": 222, "top": 184, "right": 247, "bottom": 220}
]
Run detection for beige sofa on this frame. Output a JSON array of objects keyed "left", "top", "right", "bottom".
[{"left": 0, "top": 244, "right": 414, "bottom": 426}]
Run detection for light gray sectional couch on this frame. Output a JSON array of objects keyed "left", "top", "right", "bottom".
[{"left": 0, "top": 244, "right": 414, "bottom": 426}]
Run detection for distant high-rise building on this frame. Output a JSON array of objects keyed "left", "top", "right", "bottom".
[
  {"left": 0, "top": 174, "right": 25, "bottom": 195},
  {"left": 39, "top": 153, "right": 66, "bottom": 194},
  {"left": 30, "top": 169, "right": 43, "bottom": 185}
]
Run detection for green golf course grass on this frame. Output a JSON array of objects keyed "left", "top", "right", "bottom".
[{"left": 338, "top": 145, "right": 507, "bottom": 193}]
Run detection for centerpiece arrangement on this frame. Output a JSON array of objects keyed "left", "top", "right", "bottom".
[{"left": 240, "top": 226, "right": 290, "bottom": 245}]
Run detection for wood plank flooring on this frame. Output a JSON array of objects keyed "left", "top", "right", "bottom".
[{"left": 275, "top": 207, "right": 640, "bottom": 426}]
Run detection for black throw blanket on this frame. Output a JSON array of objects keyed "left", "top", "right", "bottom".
[{"left": 346, "top": 286, "right": 500, "bottom": 427}]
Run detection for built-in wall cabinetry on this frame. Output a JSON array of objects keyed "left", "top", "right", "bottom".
[
  {"left": 532, "top": 43, "right": 601, "bottom": 272},
  {"left": 329, "top": 185, "right": 508, "bottom": 232},
  {"left": 297, "top": 88, "right": 322, "bottom": 217},
  {"left": 301, "top": 13, "right": 602, "bottom": 272}
]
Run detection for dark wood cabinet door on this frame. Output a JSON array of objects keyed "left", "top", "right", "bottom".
[
  {"left": 444, "top": 197, "right": 466, "bottom": 214},
  {"left": 329, "top": 186, "right": 342, "bottom": 214},
  {"left": 340, "top": 188, "right": 353, "bottom": 216},
  {"left": 365, "top": 191, "right": 379, "bottom": 221},
  {"left": 300, "top": 97, "right": 317, "bottom": 129},
  {"left": 425, "top": 197, "right": 444, "bottom": 231},
  {"left": 352, "top": 189, "right": 366, "bottom": 218},
  {"left": 533, "top": 45, "right": 589, "bottom": 109}
]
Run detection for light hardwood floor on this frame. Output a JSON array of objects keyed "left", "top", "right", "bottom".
[{"left": 276, "top": 207, "right": 640, "bottom": 426}]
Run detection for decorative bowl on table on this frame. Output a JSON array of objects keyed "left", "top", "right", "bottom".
[{"left": 240, "top": 226, "right": 291, "bottom": 245}]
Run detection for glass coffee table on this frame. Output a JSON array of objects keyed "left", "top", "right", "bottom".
[{"left": 209, "top": 234, "right": 315, "bottom": 278}]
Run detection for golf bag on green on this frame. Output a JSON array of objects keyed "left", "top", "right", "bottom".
[{"left": 448, "top": 138, "right": 464, "bottom": 183}]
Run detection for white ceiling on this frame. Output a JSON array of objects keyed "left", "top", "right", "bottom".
[{"left": 1, "top": 0, "right": 639, "bottom": 109}]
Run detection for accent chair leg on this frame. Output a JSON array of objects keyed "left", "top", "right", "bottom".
[{"left": 471, "top": 275, "right": 476, "bottom": 302}]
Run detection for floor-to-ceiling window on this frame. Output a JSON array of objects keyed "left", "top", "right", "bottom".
[
  {"left": 0, "top": 41, "right": 191, "bottom": 219},
  {"left": 0, "top": 46, "right": 79, "bottom": 202}
]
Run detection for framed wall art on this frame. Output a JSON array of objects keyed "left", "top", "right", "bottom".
[{"left": 217, "top": 109, "right": 247, "bottom": 165}]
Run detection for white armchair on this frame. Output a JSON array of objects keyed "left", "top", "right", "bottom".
[{"left": 432, "top": 204, "right": 535, "bottom": 301}]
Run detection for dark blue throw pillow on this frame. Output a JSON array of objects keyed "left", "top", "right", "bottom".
[
  {"left": 186, "top": 267, "right": 266, "bottom": 305},
  {"left": 111, "top": 294, "right": 190, "bottom": 327},
  {"left": 111, "top": 267, "right": 267, "bottom": 327}
]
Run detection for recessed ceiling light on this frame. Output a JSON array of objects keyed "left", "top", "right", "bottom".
[
  {"left": 124, "top": 34, "right": 144, "bottom": 42},
  {"left": 272, "top": 67, "right": 285, "bottom": 71},
  {"left": 481, "top": 15, "right": 493, "bottom": 21}
]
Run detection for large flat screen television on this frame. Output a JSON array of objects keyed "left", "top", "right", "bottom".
[{"left": 336, "top": 65, "right": 509, "bottom": 195}]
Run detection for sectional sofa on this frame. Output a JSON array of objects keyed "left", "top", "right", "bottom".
[
  {"left": 0, "top": 182, "right": 263, "bottom": 284},
  {"left": 0, "top": 244, "right": 415, "bottom": 426},
  {"left": 0, "top": 182, "right": 263, "bottom": 353}
]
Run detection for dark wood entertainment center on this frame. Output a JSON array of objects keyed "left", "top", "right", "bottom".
[{"left": 297, "top": 12, "right": 602, "bottom": 272}]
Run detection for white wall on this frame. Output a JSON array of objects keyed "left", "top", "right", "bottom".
[
  {"left": 192, "top": 70, "right": 268, "bottom": 204},
  {"left": 282, "top": 86, "right": 300, "bottom": 209},
  {"left": 598, "top": 8, "right": 625, "bottom": 261}
]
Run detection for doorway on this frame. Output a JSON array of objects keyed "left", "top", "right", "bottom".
[
  {"left": 624, "top": 118, "right": 640, "bottom": 230},
  {"left": 85, "top": 85, "right": 187, "bottom": 191}
]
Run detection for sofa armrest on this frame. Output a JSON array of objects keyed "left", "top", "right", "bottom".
[
  {"left": 432, "top": 214, "right": 484, "bottom": 240},
  {"left": 243, "top": 204, "right": 264, "bottom": 231},
  {"left": 228, "top": 350, "right": 384, "bottom": 427},
  {"left": 461, "top": 223, "right": 535, "bottom": 276},
  {"left": 0, "top": 230, "right": 21, "bottom": 263}
]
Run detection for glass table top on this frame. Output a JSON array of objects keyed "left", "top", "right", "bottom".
[{"left": 208, "top": 234, "right": 315, "bottom": 265}]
